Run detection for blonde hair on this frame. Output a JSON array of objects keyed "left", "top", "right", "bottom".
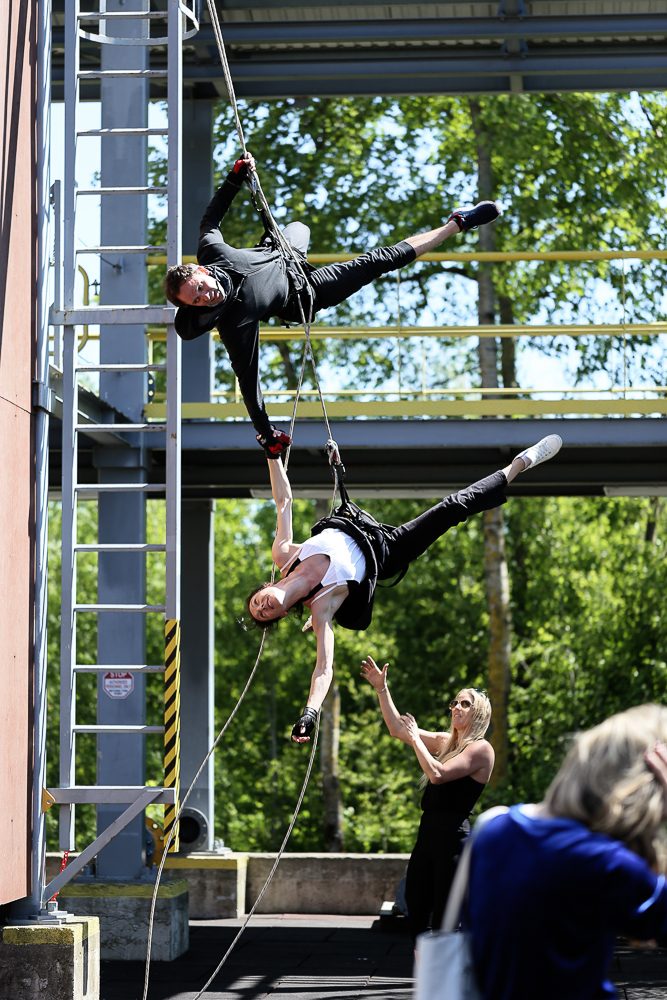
[
  {"left": 419, "top": 688, "right": 492, "bottom": 788},
  {"left": 544, "top": 704, "right": 667, "bottom": 867}
]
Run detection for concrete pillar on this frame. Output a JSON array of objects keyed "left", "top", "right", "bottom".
[
  {"left": 0, "top": 917, "right": 100, "bottom": 1000},
  {"left": 58, "top": 880, "right": 188, "bottom": 961}
]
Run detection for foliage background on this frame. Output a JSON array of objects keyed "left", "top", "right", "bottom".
[
  {"left": 47, "top": 91, "right": 667, "bottom": 855},
  {"left": 46, "top": 492, "right": 667, "bottom": 853}
]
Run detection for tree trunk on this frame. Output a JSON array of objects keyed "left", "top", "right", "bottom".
[
  {"left": 320, "top": 683, "right": 344, "bottom": 851},
  {"left": 311, "top": 498, "right": 344, "bottom": 850},
  {"left": 469, "top": 99, "right": 513, "bottom": 785},
  {"left": 482, "top": 509, "right": 512, "bottom": 781},
  {"left": 276, "top": 341, "right": 300, "bottom": 390},
  {"left": 645, "top": 497, "right": 662, "bottom": 544},
  {"left": 499, "top": 295, "right": 519, "bottom": 395}
]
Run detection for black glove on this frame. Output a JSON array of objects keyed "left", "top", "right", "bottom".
[
  {"left": 291, "top": 707, "right": 318, "bottom": 744},
  {"left": 256, "top": 425, "right": 291, "bottom": 459}
]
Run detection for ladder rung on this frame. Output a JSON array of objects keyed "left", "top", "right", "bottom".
[
  {"left": 77, "top": 187, "right": 167, "bottom": 196},
  {"left": 76, "top": 363, "right": 167, "bottom": 373},
  {"left": 79, "top": 11, "right": 169, "bottom": 19},
  {"left": 74, "top": 603, "right": 166, "bottom": 613},
  {"left": 74, "top": 543, "right": 166, "bottom": 552},
  {"left": 78, "top": 127, "right": 169, "bottom": 137},
  {"left": 78, "top": 70, "right": 168, "bottom": 79},
  {"left": 73, "top": 725, "right": 165, "bottom": 735},
  {"left": 51, "top": 305, "right": 174, "bottom": 325},
  {"left": 74, "top": 664, "right": 165, "bottom": 673},
  {"left": 75, "top": 483, "right": 166, "bottom": 494},
  {"left": 49, "top": 785, "right": 176, "bottom": 805},
  {"left": 76, "top": 245, "right": 165, "bottom": 254},
  {"left": 76, "top": 423, "right": 166, "bottom": 433}
]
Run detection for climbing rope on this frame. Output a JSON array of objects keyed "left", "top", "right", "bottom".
[
  {"left": 192, "top": 718, "right": 320, "bottom": 1000},
  {"left": 205, "top": 0, "right": 344, "bottom": 504},
  {"left": 142, "top": 629, "right": 267, "bottom": 1000},
  {"left": 143, "top": 9, "right": 350, "bottom": 997}
]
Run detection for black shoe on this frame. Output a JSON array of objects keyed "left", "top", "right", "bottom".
[
  {"left": 448, "top": 200, "right": 501, "bottom": 232},
  {"left": 257, "top": 425, "right": 291, "bottom": 459}
]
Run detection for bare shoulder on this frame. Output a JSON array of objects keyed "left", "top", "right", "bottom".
[
  {"left": 275, "top": 541, "right": 301, "bottom": 573},
  {"left": 469, "top": 738, "right": 495, "bottom": 763},
  {"left": 466, "top": 739, "right": 495, "bottom": 780}
]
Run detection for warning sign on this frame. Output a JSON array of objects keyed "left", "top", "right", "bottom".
[{"left": 102, "top": 671, "right": 135, "bottom": 700}]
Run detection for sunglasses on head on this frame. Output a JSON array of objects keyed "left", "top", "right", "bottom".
[{"left": 449, "top": 698, "right": 473, "bottom": 711}]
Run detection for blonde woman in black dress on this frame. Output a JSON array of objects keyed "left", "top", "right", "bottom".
[{"left": 361, "top": 656, "right": 493, "bottom": 940}]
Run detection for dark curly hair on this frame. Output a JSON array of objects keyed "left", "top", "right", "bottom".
[
  {"left": 244, "top": 584, "right": 303, "bottom": 631},
  {"left": 164, "top": 263, "right": 200, "bottom": 306}
]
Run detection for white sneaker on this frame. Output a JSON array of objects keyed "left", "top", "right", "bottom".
[{"left": 515, "top": 434, "right": 562, "bottom": 469}]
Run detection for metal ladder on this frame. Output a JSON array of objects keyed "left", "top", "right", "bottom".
[{"left": 45, "top": 0, "right": 196, "bottom": 905}]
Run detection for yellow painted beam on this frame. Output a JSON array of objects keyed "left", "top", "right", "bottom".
[
  {"left": 202, "top": 387, "right": 667, "bottom": 399},
  {"left": 144, "top": 322, "right": 667, "bottom": 342},
  {"left": 147, "top": 249, "right": 667, "bottom": 266},
  {"left": 145, "top": 399, "right": 667, "bottom": 419}
]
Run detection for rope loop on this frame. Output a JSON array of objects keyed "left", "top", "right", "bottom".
[{"left": 325, "top": 438, "right": 342, "bottom": 468}]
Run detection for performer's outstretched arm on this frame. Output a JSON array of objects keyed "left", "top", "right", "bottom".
[
  {"left": 267, "top": 457, "right": 299, "bottom": 569},
  {"left": 291, "top": 586, "right": 348, "bottom": 744},
  {"left": 199, "top": 152, "right": 255, "bottom": 238},
  {"left": 360, "top": 655, "right": 445, "bottom": 752}
]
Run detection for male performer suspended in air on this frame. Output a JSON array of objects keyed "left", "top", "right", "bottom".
[
  {"left": 165, "top": 152, "right": 501, "bottom": 457},
  {"left": 245, "top": 434, "right": 563, "bottom": 743}
]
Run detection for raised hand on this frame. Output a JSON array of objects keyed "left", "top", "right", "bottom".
[{"left": 360, "top": 654, "right": 388, "bottom": 693}]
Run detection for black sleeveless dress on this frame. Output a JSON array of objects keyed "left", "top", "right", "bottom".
[{"left": 404, "top": 774, "right": 486, "bottom": 940}]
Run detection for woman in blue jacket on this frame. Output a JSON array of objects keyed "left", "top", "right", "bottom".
[{"left": 468, "top": 705, "right": 667, "bottom": 1000}]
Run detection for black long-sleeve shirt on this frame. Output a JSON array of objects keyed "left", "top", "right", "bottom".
[{"left": 174, "top": 172, "right": 295, "bottom": 344}]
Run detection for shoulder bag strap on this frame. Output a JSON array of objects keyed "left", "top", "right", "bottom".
[{"left": 441, "top": 805, "right": 508, "bottom": 933}]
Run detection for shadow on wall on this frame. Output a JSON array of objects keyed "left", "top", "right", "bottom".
[{"left": 0, "top": 0, "right": 30, "bottom": 363}]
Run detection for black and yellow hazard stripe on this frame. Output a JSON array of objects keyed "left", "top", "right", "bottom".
[{"left": 163, "top": 618, "right": 181, "bottom": 852}]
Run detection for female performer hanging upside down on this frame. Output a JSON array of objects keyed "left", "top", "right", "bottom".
[{"left": 246, "top": 434, "right": 563, "bottom": 743}]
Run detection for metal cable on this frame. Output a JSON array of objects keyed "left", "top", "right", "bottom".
[
  {"left": 205, "top": 0, "right": 340, "bottom": 467},
  {"left": 191, "top": 718, "right": 321, "bottom": 999},
  {"left": 143, "top": 11, "right": 343, "bottom": 992},
  {"left": 205, "top": 0, "right": 246, "bottom": 153},
  {"left": 141, "top": 630, "right": 268, "bottom": 1000}
]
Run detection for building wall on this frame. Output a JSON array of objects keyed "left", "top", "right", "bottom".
[{"left": 0, "top": 0, "right": 37, "bottom": 905}]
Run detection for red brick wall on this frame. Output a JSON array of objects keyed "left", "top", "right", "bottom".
[{"left": 0, "top": 0, "right": 37, "bottom": 905}]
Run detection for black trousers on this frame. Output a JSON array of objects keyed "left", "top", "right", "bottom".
[
  {"left": 377, "top": 470, "right": 508, "bottom": 580},
  {"left": 276, "top": 225, "right": 417, "bottom": 328},
  {"left": 228, "top": 225, "right": 416, "bottom": 438},
  {"left": 405, "top": 812, "right": 469, "bottom": 941}
]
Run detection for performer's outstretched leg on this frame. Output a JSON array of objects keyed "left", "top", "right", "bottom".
[
  {"left": 307, "top": 202, "right": 501, "bottom": 313},
  {"left": 380, "top": 434, "right": 562, "bottom": 579}
]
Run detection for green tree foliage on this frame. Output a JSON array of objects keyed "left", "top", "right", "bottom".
[
  {"left": 47, "top": 92, "right": 667, "bottom": 856},
  {"left": 208, "top": 494, "right": 666, "bottom": 852},
  {"left": 201, "top": 93, "right": 667, "bottom": 393},
  {"left": 45, "top": 493, "right": 667, "bottom": 854}
]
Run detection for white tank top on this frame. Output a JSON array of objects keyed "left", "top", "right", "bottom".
[{"left": 282, "top": 528, "right": 367, "bottom": 603}]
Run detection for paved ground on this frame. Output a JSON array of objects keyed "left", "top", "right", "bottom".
[{"left": 100, "top": 915, "right": 667, "bottom": 1000}]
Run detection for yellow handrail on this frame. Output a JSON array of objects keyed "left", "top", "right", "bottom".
[
  {"left": 144, "top": 398, "right": 667, "bottom": 419},
  {"left": 147, "top": 249, "right": 667, "bottom": 266},
  {"left": 143, "top": 322, "right": 667, "bottom": 343}
]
